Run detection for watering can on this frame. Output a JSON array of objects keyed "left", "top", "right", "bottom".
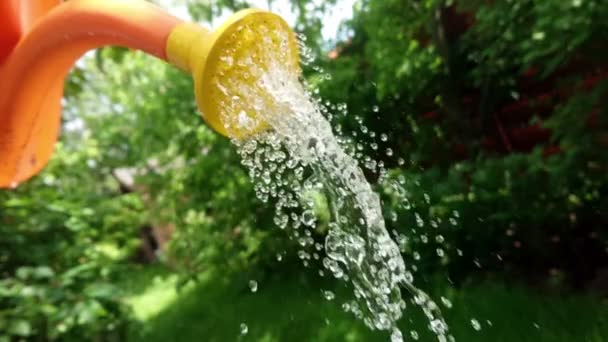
[{"left": 0, "top": 0, "right": 300, "bottom": 188}]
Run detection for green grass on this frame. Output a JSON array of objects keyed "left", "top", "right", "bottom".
[{"left": 120, "top": 265, "right": 608, "bottom": 342}]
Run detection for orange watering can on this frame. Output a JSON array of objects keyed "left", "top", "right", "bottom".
[{"left": 0, "top": 0, "right": 300, "bottom": 188}]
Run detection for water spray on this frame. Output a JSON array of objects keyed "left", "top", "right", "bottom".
[{"left": 0, "top": 2, "right": 452, "bottom": 340}]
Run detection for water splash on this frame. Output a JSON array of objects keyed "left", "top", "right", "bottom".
[
  {"left": 248, "top": 280, "right": 258, "bottom": 293},
  {"left": 240, "top": 322, "right": 249, "bottom": 335},
  {"left": 211, "top": 19, "right": 451, "bottom": 341},
  {"left": 470, "top": 318, "right": 482, "bottom": 331}
]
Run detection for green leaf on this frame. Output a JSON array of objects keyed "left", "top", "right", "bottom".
[
  {"left": 76, "top": 300, "right": 106, "bottom": 325},
  {"left": 33, "top": 266, "right": 55, "bottom": 279},
  {"left": 8, "top": 320, "right": 32, "bottom": 337},
  {"left": 61, "top": 263, "right": 97, "bottom": 281},
  {"left": 84, "top": 283, "right": 118, "bottom": 299},
  {"left": 16, "top": 267, "right": 31, "bottom": 280}
]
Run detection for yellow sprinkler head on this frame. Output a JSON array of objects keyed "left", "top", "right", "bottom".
[{"left": 166, "top": 9, "right": 301, "bottom": 139}]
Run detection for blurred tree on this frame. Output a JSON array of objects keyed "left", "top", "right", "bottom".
[{"left": 315, "top": 0, "right": 608, "bottom": 288}]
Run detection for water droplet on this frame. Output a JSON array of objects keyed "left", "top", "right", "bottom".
[
  {"left": 430, "top": 319, "right": 448, "bottom": 335},
  {"left": 471, "top": 318, "right": 481, "bottom": 331},
  {"left": 396, "top": 234, "right": 408, "bottom": 251},
  {"left": 323, "top": 290, "right": 335, "bottom": 301},
  {"left": 390, "top": 211, "right": 398, "bottom": 222},
  {"left": 391, "top": 328, "right": 403, "bottom": 342},
  {"left": 248, "top": 280, "right": 258, "bottom": 293},
  {"left": 240, "top": 323, "right": 248, "bottom": 335},
  {"left": 415, "top": 213, "right": 424, "bottom": 227},
  {"left": 441, "top": 296, "right": 452, "bottom": 309},
  {"left": 300, "top": 210, "right": 316, "bottom": 226},
  {"left": 221, "top": 37, "right": 449, "bottom": 340},
  {"left": 298, "top": 250, "right": 309, "bottom": 260}
]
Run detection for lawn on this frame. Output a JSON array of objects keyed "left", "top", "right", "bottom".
[{"left": 119, "top": 265, "right": 608, "bottom": 342}]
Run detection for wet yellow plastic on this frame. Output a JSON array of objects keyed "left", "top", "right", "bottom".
[{"left": 165, "top": 9, "right": 300, "bottom": 138}]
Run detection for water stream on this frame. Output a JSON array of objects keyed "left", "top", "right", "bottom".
[{"left": 212, "top": 20, "right": 451, "bottom": 341}]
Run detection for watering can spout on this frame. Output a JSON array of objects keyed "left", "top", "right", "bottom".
[{"left": 0, "top": 0, "right": 299, "bottom": 188}]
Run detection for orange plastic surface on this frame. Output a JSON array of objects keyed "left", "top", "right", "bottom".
[
  {"left": 0, "top": 0, "right": 60, "bottom": 64},
  {"left": 0, "top": 0, "right": 182, "bottom": 188}
]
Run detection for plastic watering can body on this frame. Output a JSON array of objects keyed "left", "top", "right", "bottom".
[{"left": 0, "top": 0, "right": 299, "bottom": 189}]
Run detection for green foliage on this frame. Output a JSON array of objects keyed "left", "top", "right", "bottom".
[
  {"left": 0, "top": 142, "right": 143, "bottom": 340},
  {"left": 361, "top": 0, "right": 443, "bottom": 101},
  {"left": 462, "top": 0, "right": 608, "bottom": 82},
  {"left": 316, "top": 0, "right": 608, "bottom": 285},
  {"left": 0, "top": 263, "right": 131, "bottom": 340}
]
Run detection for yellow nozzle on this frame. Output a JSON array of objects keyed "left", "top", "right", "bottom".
[{"left": 166, "top": 9, "right": 301, "bottom": 139}]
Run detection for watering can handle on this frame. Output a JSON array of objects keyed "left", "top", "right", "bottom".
[{"left": 0, "top": 0, "right": 183, "bottom": 188}]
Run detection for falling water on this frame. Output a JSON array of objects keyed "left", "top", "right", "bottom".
[{"left": 211, "top": 19, "right": 451, "bottom": 341}]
